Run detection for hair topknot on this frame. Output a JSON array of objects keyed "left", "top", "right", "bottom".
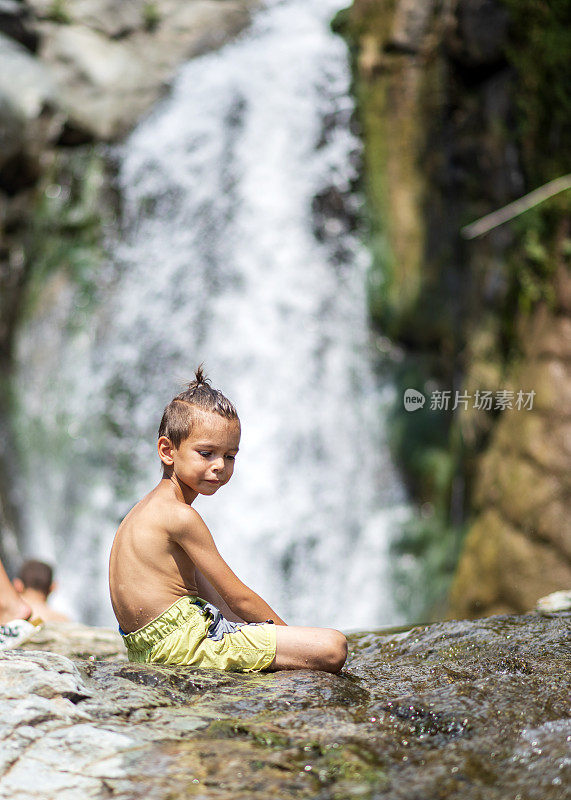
[
  {"left": 192, "top": 363, "right": 208, "bottom": 387},
  {"left": 158, "top": 365, "right": 239, "bottom": 449}
]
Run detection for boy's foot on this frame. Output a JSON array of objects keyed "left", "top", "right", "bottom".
[
  {"left": 0, "top": 618, "right": 42, "bottom": 651},
  {"left": 0, "top": 597, "right": 32, "bottom": 626}
]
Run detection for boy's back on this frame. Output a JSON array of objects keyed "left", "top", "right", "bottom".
[{"left": 109, "top": 482, "right": 201, "bottom": 633}]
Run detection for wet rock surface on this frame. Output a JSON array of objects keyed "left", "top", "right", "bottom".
[{"left": 2, "top": 614, "right": 570, "bottom": 798}]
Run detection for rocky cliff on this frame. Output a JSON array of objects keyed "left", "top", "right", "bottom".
[
  {"left": 336, "top": 0, "right": 571, "bottom": 618},
  {"left": 449, "top": 262, "right": 571, "bottom": 617},
  {"left": 2, "top": 612, "right": 569, "bottom": 799}
]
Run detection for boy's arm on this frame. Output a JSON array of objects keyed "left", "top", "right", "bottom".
[
  {"left": 194, "top": 568, "right": 245, "bottom": 623},
  {"left": 171, "top": 509, "right": 287, "bottom": 626}
]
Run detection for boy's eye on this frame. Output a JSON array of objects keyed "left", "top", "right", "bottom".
[
  {"left": 198, "top": 451, "right": 211, "bottom": 457},
  {"left": 225, "top": 455, "right": 236, "bottom": 461}
]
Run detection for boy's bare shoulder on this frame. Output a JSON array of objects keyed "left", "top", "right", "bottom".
[
  {"left": 119, "top": 486, "right": 206, "bottom": 542},
  {"left": 167, "top": 502, "right": 206, "bottom": 536}
]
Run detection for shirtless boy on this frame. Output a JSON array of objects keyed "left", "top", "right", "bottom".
[{"left": 109, "top": 368, "right": 347, "bottom": 673}]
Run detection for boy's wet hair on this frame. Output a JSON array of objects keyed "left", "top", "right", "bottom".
[{"left": 158, "top": 365, "right": 239, "bottom": 448}]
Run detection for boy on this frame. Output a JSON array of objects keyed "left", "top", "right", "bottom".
[
  {"left": 109, "top": 368, "right": 347, "bottom": 673},
  {"left": 13, "top": 559, "right": 70, "bottom": 623}
]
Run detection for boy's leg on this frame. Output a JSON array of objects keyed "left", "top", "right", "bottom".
[
  {"left": 268, "top": 625, "right": 347, "bottom": 674},
  {"left": 0, "top": 557, "right": 39, "bottom": 651},
  {"left": 0, "top": 559, "right": 31, "bottom": 624}
]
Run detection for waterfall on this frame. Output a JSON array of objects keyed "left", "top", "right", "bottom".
[{"left": 15, "top": 0, "right": 409, "bottom": 630}]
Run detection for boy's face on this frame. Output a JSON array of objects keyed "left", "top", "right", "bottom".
[{"left": 160, "top": 411, "right": 241, "bottom": 499}]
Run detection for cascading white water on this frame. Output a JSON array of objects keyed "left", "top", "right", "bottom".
[{"left": 16, "top": 0, "right": 410, "bottom": 629}]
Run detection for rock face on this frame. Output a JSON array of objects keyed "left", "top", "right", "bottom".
[
  {"left": 338, "top": 0, "right": 571, "bottom": 619},
  {"left": 450, "top": 265, "right": 571, "bottom": 617},
  {"left": 2, "top": 615, "right": 570, "bottom": 799}
]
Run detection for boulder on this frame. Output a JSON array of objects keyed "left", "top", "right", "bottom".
[
  {"left": 33, "top": 0, "right": 259, "bottom": 139},
  {"left": 0, "top": 31, "right": 58, "bottom": 121},
  {"left": 39, "top": 22, "right": 156, "bottom": 139},
  {"left": 26, "top": 0, "right": 144, "bottom": 38},
  {"left": 1, "top": 614, "right": 570, "bottom": 799}
]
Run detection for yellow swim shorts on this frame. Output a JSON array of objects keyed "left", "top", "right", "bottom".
[{"left": 121, "top": 596, "right": 277, "bottom": 672}]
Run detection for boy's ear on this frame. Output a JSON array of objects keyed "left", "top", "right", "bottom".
[{"left": 158, "top": 436, "right": 175, "bottom": 466}]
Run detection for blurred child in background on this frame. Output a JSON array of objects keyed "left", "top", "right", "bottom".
[{"left": 13, "top": 559, "right": 70, "bottom": 623}]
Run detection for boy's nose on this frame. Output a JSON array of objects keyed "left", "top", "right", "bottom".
[{"left": 212, "top": 457, "right": 225, "bottom": 473}]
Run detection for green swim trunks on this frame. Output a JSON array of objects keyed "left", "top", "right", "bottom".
[{"left": 121, "top": 595, "right": 277, "bottom": 672}]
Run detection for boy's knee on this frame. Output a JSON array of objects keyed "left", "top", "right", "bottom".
[{"left": 323, "top": 629, "right": 347, "bottom": 673}]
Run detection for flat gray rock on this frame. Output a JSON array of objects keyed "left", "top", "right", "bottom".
[{"left": 18, "top": 620, "right": 127, "bottom": 661}]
